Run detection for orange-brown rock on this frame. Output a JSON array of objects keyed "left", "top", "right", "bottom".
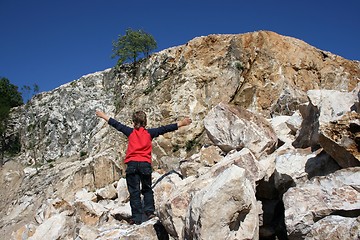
[{"left": 319, "top": 111, "right": 360, "bottom": 168}]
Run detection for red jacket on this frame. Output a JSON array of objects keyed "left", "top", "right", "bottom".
[{"left": 108, "top": 118, "right": 178, "bottom": 163}]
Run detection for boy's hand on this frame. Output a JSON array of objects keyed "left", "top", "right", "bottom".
[
  {"left": 96, "top": 110, "right": 110, "bottom": 121},
  {"left": 178, "top": 117, "right": 192, "bottom": 128}
]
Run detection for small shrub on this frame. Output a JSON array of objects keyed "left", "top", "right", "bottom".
[
  {"left": 234, "top": 61, "right": 244, "bottom": 71},
  {"left": 185, "top": 139, "right": 197, "bottom": 152},
  {"left": 172, "top": 144, "right": 180, "bottom": 152},
  {"left": 8, "top": 136, "right": 21, "bottom": 155},
  {"left": 80, "top": 151, "right": 87, "bottom": 158}
]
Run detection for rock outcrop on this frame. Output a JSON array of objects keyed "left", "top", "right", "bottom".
[
  {"left": 283, "top": 167, "right": 360, "bottom": 239},
  {"left": 1, "top": 30, "right": 359, "bottom": 239}
]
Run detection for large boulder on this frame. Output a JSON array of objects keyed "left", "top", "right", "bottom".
[
  {"left": 179, "top": 145, "right": 224, "bottom": 177},
  {"left": 274, "top": 146, "right": 341, "bottom": 191},
  {"left": 293, "top": 88, "right": 358, "bottom": 148},
  {"left": 204, "top": 103, "right": 278, "bottom": 158},
  {"left": 293, "top": 87, "right": 360, "bottom": 167},
  {"left": 155, "top": 148, "right": 262, "bottom": 239},
  {"left": 184, "top": 165, "right": 259, "bottom": 240},
  {"left": 27, "top": 212, "right": 75, "bottom": 240},
  {"left": 305, "top": 215, "right": 360, "bottom": 240},
  {"left": 283, "top": 167, "right": 360, "bottom": 239},
  {"left": 319, "top": 111, "right": 360, "bottom": 168}
]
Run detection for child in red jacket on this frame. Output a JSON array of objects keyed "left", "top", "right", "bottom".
[{"left": 96, "top": 110, "right": 192, "bottom": 224}]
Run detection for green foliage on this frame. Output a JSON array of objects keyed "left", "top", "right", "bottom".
[
  {"left": 0, "top": 77, "right": 23, "bottom": 163},
  {"left": 186, "top": 139, "right": 198, "bottom": 152},
  {"left": 0, "top": 77, "right": 23, "bottom": 132},
  {"left": 80, "top": 151, "right": 87, "bottom": 158},
  {"left": 172, "top": 144, "right": 180, "bottom": 153},
  {"left": 234, "top": 61, "right": 244, "bottom": 71},
  {"left": 112, "top": 28, "right": 157, "bottom": 66},
  {"left": 5, "top": 135, "right": 21, "bottom": 155}
]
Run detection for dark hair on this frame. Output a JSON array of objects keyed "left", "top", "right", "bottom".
[{"left": 132, "top": 111, "right": 147, "bottom": 129}]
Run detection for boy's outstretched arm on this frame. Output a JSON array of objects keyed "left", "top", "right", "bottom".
[
  {"left": 177, "top": 117, "right": 192, "bottom": 128},
  {"left": 96, "top": 110, "right": 133, "bottom": 136},
  {"left": 96, "top": 110, "right": 110, "bottom": 122}
]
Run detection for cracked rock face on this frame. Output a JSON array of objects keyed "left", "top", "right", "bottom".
[{"left": 7, "top": 70, "right": 117, "bottom": 164}]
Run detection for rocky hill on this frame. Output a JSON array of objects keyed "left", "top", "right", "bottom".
[{"left": 1, "top": 31, "right": 359, "bottom": 239}]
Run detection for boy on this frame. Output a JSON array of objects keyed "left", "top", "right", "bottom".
[{"left": 96, "top": 110, "right": 192, "bottom": 224}]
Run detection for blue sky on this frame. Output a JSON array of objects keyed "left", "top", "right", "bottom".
[{"left": 1, "top": 0, "right": 359, "bottom": 100}]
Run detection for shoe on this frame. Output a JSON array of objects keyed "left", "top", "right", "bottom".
[
  {"left": 129, "top": 219, "right": 141, "bottom": 225},
  {"left": 146, "top": 212, "right": 156, "bottom": 220}
]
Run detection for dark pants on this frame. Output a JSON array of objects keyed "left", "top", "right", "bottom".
[{"left": 126, "top": 161, "right": 155, "bottom": 223}]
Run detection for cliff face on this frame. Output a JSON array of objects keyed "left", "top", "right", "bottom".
[
  {"left": 5, "top": 31, "right": 359, "bottom": 167},
  {"left": 1, "top": 31, "right": 359, "bottom": 239},
  {"left": 106, "top": 31, "right": 359, "bottom": 169},
  {"left": 9, "top": 70, "right": 116, "bottom": 162}
]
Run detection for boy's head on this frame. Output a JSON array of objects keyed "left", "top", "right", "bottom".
[{"left": 132, "top": 110, "right": 147, "bottom": 129}]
